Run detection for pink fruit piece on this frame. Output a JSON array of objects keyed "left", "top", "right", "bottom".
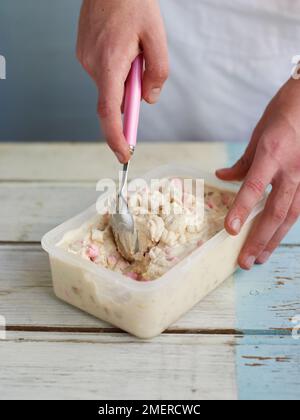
[
  {"left": 166, "top": 255, "right": 179, "bottom": 262},
  {"left": 126, "top": 271, "right": 139, "bottom": 280},
  {"left": 87, "top": 244, "right": 99, "bottom": 260}
]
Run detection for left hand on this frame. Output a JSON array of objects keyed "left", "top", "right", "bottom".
[{"left": 216, "top": 77, "right": 300, "bottom": 269}]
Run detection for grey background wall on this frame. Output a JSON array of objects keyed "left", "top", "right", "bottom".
[
  {"left": 1, "top": 1, "right": 295, "bottom": 143},
  {"left": 0, "top": 0, "right": 100, "bottom": 141}
]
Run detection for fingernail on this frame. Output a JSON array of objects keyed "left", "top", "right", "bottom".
[
  {"left": 115, "top": 152, "right": 125, "bottom": 163},
  {"left": 230, "top": 218, "right": 241, "bottom": 233},
  {"left": 149, "top": 88, "right": 161, "bottom": 103},
  {"left": 257, "top": 251, "right": 270, "bottom": 264},
  {"left": 244, "top": 255, "right": 256, "bottom": 269}
]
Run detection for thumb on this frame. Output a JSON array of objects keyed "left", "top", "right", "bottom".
[{"left": 141, "top": 31, "right": 169, "bottom": 104}]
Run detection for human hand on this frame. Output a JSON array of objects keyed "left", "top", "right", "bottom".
[
  {"left": 76, "top": 0, "right": 169, "bottom": 163},
  {"left": 216, "top": 78, "right": 300, "bottom": 269}
]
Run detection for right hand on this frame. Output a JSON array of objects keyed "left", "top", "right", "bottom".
[{"left": 77, "top": 0, "right": 169, "bottom": 163}]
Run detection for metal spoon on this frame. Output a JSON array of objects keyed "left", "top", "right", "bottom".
[{"left": 110, "top": 54, "right": 143, "bottom": 261}]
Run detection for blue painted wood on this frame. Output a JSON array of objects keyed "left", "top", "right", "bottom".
[
  {"left": 226, "top": 143, "right": 300, "bottom": 244},
  {"left": 236, "top": 335, "right": 300, "bottom": 400},
  {"left": 281, "top": 224, "right": 300, "bottom": 245},
  {"left": 226, "top": 143, "right": 300, "bottom": 399},
  {"left": 225, "top": 142, "right": 245, "bottom": 165},
  {"left": 234, "top": 246, "right": 300, "bottom": 334}
]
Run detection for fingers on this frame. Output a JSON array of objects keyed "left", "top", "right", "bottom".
[
  {"left": 225, "top": 154, "right": 276, "bottom": 235},
  {"left": 238, "top": 179, "right": 298, "bottom": 269},
  {"left": 256, "top": 185, "right": 300, "bottom": 264},
  {"left": 97, "top": 27, "right": 168, "bottom": 162},
  {"left": 76, "top": 0, "right": 169, "bottom": 162},
  {"left": 97, "top": 63, "right": 132, "bottom": 164},
  {"left": 141, "top": 28, "right": 169, "bottom": 104}
]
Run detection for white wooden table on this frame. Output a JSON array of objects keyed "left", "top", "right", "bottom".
[{"left": 0, "top": 142, "right": 299, "bottom": 400}]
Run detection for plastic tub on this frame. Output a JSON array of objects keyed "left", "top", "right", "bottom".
[{"left": 42, "top": 164, "right": 265, "bottom": 338}]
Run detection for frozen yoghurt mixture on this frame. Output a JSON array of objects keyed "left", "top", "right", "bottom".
[{"left": 60, "top": 179, "right": 235, "bottom": 281}]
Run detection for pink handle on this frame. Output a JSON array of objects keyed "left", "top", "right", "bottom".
[{"left": 123, "top": 54, "right": 143, "bottom": 149}]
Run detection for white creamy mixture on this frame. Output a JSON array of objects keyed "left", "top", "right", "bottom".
[{"left": 59, "top": 179, "right": 235, "bottom": 281}]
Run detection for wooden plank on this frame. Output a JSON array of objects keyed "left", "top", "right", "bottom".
[
  {"left": 0, "top": 181, "right": 299, "bottom": 244},
  {"left": 0, "top": 331, "right": 298, "bottom": 400},
  {"left": 236, "top": 335, "right": 300, "bottom": 400},
  {"left": 0, "top": 332, "right": 237, "bottom": 400},
  {"left": 1, "top": 244, "right": 300, "bottom": 333},
  {"left": 0, "top": 183, "right": 98, "bottom": 242},
  {"left": 235, "top": 246, "right": 300, "bottom": 333},
  {"left": 0, "top": 142, "right": 298, "bottom": 244},
  {"left": 280, "top": 222, "right": 300, "bottom": 245},
  {"left": 0, "top": 142, "right": 227, "bottom": 181}
]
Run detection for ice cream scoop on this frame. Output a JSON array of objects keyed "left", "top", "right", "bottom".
[{"left": 110, "top": 54, "right": 143, "bottom": 261}]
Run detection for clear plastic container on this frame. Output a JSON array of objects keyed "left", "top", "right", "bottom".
[{"left": 42, "top": 164, "right": 265, "bottom": 338}]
